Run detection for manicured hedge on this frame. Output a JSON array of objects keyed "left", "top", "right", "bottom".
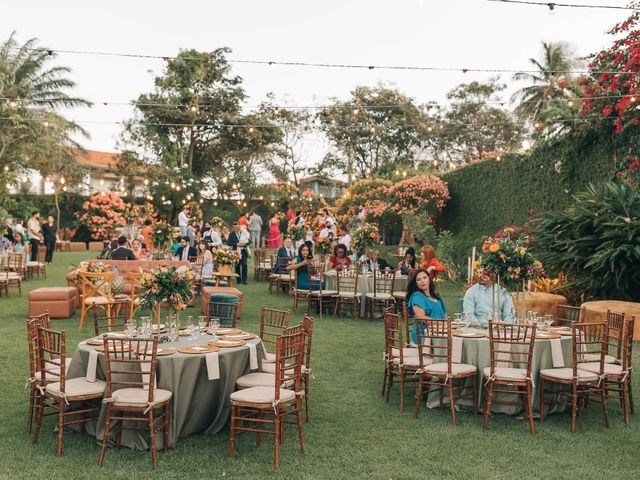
[{"left": 440, "top": 128, "right": 637, "bottom": 238}]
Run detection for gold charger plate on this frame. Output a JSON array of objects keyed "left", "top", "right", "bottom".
[
  {"left": 136, "top": 347, "right": 176, "bottom": 356},
  {"left": 178, "top": 345, "right": 218, "bottom": 354},
  {"left": 86, "top": 338, "right": 104, "bottom": 346},
  {"left": 178, "top": 329, "right": 191, "bottom": 336},
  {"left": 452, "top": 331, "right": 486, "bottom": 338},
  {"left": 216, "top": 327, "right": 241, "bottom": 335},
  {"left": 209, "top": 339, "right": 246, "bottom": 348},
  {"left": 221, "top": 333, "right": 257, "bottom": 340}
]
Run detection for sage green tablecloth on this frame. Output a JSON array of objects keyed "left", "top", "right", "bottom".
[
  {"left": 66, "top": 334, "right": 263, "bottom": 450},
  {"left": 324, "top": 272, "right": 407, "bottom": 316},
  {"left": 425, "top": 330, "right": 572, "bottom": 415}
]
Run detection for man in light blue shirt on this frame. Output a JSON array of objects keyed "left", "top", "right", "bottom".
[{"left": 463, "top": 271, "right": 514, "bottom": 323}]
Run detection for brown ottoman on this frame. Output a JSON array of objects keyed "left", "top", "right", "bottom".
[
  {"left": 201, "top": 286, "right": 244, "bottom": 318},
  {"left": 29, "top": 287, "right": 79, "bottom": 319},
  {"left": 511, "top": 292, "right": 567, "bottom": 318},
  {"left": 88, "top": 241, "right": 104, "bottom": 251},
  {"left": 70, "top": 242, "right": 87, "bottom": 252},
  {"left": 581, "top": 300, "right": 640, "bottom": 341}
]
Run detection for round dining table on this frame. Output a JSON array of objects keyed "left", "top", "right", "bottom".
[
  {"left": 65, "top": 333, "right": 263, "bottom": 450},
  {"left": 424, "top": 327, "right": 573, "bottom": 415}
]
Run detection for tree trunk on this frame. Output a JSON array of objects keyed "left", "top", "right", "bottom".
[{"left": 187, "top": 130, "right": 195, "bottom": 175}]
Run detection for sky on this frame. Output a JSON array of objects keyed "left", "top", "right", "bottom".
[{"left": 1, "top": 0, "right": 628, "bottom": 161}]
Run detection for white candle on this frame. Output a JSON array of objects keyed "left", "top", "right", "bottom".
[{"left": 467, "top": 256, "right": 472, "bottom": 283}]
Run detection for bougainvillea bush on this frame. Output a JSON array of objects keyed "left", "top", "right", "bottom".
[
  {"left": 388, "top": 175, "right": 450, "bottom": 218},
  {"left": 334, "top": 178, "right": 393, "bottom": 222},
  {"left": 77, "top": 192, "right": 130, "bottom": 240}
]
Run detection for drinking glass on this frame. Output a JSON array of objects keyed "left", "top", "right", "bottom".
[
  {"left": 186, "top": 315, "right": 194, "bottom": 328},
  {"left": 463, "top": 314, "right": 472, "bottom": 331},
  {"left": 210, "top": 319, "right": 220, "bottom": 339},
  {"left": 126, "top": 320, "right": 136, "bottom": 337},
  {"left": 454, "top": 313, "right": 462, "bottom": 324},
  {"left": 188, "top": 324, "right": 198, "bottom": 341},
  {"left": 544, "top": 314, "right": 554, "bottom": 330},
  {"left": 198, "top": 316, "right": 207, "bottom": 333}
]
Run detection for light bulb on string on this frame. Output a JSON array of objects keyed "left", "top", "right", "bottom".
[
  {"left": 62, "top": 186, "right": 67, "bottom": 192},
  {"left": 161, "top": 196, "right": 166, "bottom": 201},
  {"left": 222, "top": 177, "right": 227, "bottom": 184},
  {"left": 43, "top": 121, "right": 49, "bottom": 128},
  {"left": 249, "top": 127, "right": 254, "bottom": 133},
  {"left": 270, "top": 202, "right": 275, "bottom": 207},
  {"left": 170, "top": 182, "right": 175, "bottom": 189},
  {"left": 631, "top": 96, "right": 637, "bottom": 103},
  {"left": 214, "top": 201, "right": 218, "bottom": 206},
  {"left": 9, "top": 100, "right": 18, "bottom": 109},
  {"left": 548, "top": 3, "right": 556, "bottom": 15},
  {"left": 395, "top": 170, "right": 400, "bottom": 176},
  {"left": 427, "top": 126, "right": 433, "bottom": 133},
  {"left": 352, "top": 108, "right": 359, "bottom": 115},
  {"left": 3, "top": 165, "right": 9, "bottom": 172},
  {"left": 99, "top": 179, "right": 104, "bottom": 185},
  {"left": 22, "top": 176, "right": 28, "bottom": 183},
  {"left": 370, "top": 126, "right": 375, "bottom": 133},
  {"left": 243, "top": 202, "right": 247, "bottom": 207},
  {"left": 568, "top": 100, "right": 574, "bottom": 107},
  {"left": 190, "top": 105, "right": 198, "bottom": 113},
  {"left": 496, "top": 155, "right": 502, "bottom": 162},
  {"left": 522, "top": 140, "right": 531, "bottom": 149},
  {"left": 402, "top": 170, "right": 407, "bottom": 177},
  {"left": 60, "top": 177, "right": 65, "bottom": 184},
  {"left": 143, "top": 179, "right": 149, "bottom": 186},
  {"left": 199, "top": 199, "right": 203, "bottom": 204},
  {"left": 182, "top": 126, "right": 189, "bottom": 133},
  {"left": 163, "top": 57, "right": 170, "bottom": 68},
  {"left": 176, "top": 185, "right": 181, "bottom": 191}
]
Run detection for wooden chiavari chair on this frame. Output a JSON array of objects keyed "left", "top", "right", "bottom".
[
  {"left": 79, "top": 270, "right": 116, "bottom": 330},
  {"left": 128, "top": 271, "right": 145, "bottom": 319},
  {"left": 26, "top": 312, "right": 53, "bottom": 435},
  {"left": 554, "top": 305, "right": 585, "bottom": 326},
  {"left": 539, "top": 322, "right": 610, "bottom": 432},
  {"left": 306, "top": 263, "right": 337, "bottom": 317},
  {"left": 382, "top": 308, "right": 425, "bottom": 411},
  {"left": 26, "top": 245, "right": 47, "bottom": 279},
  {"left": 98, "top": 337, "right": 171, "bottom": 469},
  {"left": 334, "top": 269, "right": 361, "bottom": 319},
  {"left": 414, "top": 317, "right": 477, "bottom": 425},
  {"left": 259, "top": 306, "right": 290, "bottom": 364},
  {"left": 0, "top": 252, "right": 24, "bottom": 296},
  {"left": 204, "top": 301, "right": 239, "bottom": 327},
  {"left": 93, "top": 300, "right": 132, "bottom": 335},
  {"left": 253, "top": 248, "right": 268, "bottom": 281},
  {"left": 230, "top": 325, "right": 306, "bottom": 468},
  {"left": 301, "top": 315, "right": 314, "bottom": 422},
  {"left": 291, "top": 268, "right": 310, "bottom": 314},
  {"left": 483, "top": 322, "right": 537, "bottom": 435},
  {"left": 581, "top": 316, "right": 635, "bottom": 424},
  {"left": 365, "top": 271, "right": 396, "bottom": 319},
  {"left": 269, "top": 256, "right": 294, "bottom": 295},
  {"left": 32, "top": 327, "right": 105, "bottom": 457}
]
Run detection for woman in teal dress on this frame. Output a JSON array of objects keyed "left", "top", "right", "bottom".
[
  {"left": 406, "top": 269, "right": 446, "bottom": 343},
  {"left": 287, "top": 243, "right": 315, "bottom": 290}
]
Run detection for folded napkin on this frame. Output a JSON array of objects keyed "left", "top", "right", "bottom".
[
  {"left": 86, "top": 350, "right": 98, "bottom": 383},
  {"left": 248, "top": 343, "right": 258, "bottom": 370},
  {"left": 205, "top": 352, "right": 220, "bottom": 380},
  {"left": 451, "top": 336, "right": 463, "bottom": 364},
  {"left": 550, "top": 338, "right": 564, "bottom": 368}
]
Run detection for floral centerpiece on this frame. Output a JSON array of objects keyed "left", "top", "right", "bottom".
[
  {"left": 287, "top": 222, "right": 306, "bottom": 242},
  {"left": 210, "top": 216, "right": 224, "bottom": 229},
  {"left": 152, "top": 221, "right": 175, "bottom": 251},
  {"left": 68, "top": 261, "right": 115, "bottom": 282},
  {"left": 211, "top": 246, "right": 240, "bottom": 274},
  {"left": 481, "top": 231, "right": 544, "bottom": 289},
  {"left": 138, "top": 265, "right": 195, "bottom": 327},
  {"left": 314, "top": 236, "right": 334, "bottom": 257},
  {"left": 351, "top": 223, "right": 381, "bottom": 254}
]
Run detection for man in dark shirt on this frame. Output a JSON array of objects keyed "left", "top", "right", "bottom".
[
  {"left": 109, "top": 236, "right": 136, "bottom": 260},
  {"left": 175, "top": 236, "right": 197, "bottom": 262},
  {"left": 41, "top": 216, "right": 57, "bottom": 264}
]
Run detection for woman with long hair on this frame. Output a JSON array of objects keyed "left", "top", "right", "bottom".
[
  {"left": 197, "top": 241, "right": 214, "bottom": 277},
  {"left": 406, "top": 269, "right": 447, "bottom": 343},
  {"left": 13, "top": 232, "right": 26, "bottom": 253},
  {"left": 287, "top": 243, "right": 315, "bottom": 290},
  {"left": 397, "top": 247, "right": 417, "bottom": 276},
  {"left": 267, "top": 214, "right": 282, "bottom": 248},
  {"left": 419, "top": 245, "right": 446, "bottom": 280},
  {"left": 131, "top": 238, "right": 146, "bottom": 260}
]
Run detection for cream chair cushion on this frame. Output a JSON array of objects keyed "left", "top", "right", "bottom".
[
  {"left": 393, "top": 355, "right": 433, "bottom": 369},
  {"left": 85, "top": 296, "right": 110, "bottom": 305},
  {"left": 391, "top": 347, "right": 419, "bottom": 358},
  {"left": 365, "top": 293, "right": 393, "bottom": 300},
  {"left": 261, "top": 363, "right": 307, "bottom": 375},
  {"left": 236, "top": 372, "right": 293, "bottom": 389},
  {"left": 579, "top": 362, "right": 624, "bottom": 376},
  {"left": 427, "top": 362, "right": 476, "bottom": 376},
  {"left": 263, "top": 352, "right": 276, "bottom": 363},
  {"left": 46, "top": 377, "right": 106, "bottom": 398},
  {"left": 230, "top": 386, "right": 296, "bottom": 404},
  {"left": 539, "top": 367, "right": 598, "bottom": 382},
  {"left": 582, "top": 353, "right": 617, "bottom": 364},
  {"left": 112, "top": 387, "right": 172, "bottom": 407},
  {"left": 482, "top": 367, "right": 529, "bottom": 383}
]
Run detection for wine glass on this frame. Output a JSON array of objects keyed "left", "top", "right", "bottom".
[
  {"left": 188, "top": 324, "right": 198, "bottom": 341},
  {"left": 454, "top": 313, "right": 462, "bottom": 324},
  {"left": 463, "top": 314, "right": 472, "bottom": 332},
  {"left": 544, "top": 314, "right": 554, "bottom": 330},
  {"left": 198, "top": 316, "right": 207, "bottom": 333},
  {"left": 210, "top": 318, "right": 220, "bottom": 339},
  {"left": 125, "top": 320, "right": 136, "bottom": 337}
]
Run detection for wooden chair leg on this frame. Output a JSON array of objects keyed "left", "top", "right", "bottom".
[
  {"left": 471, "top": 376, "right": 478, "bottom": 416},
  {"left": 296, "top": 399, "right": 306, "bottom": 453},
  {"left": 274, "top": 415, "right": 281, "bottom": 469},
  {"left": 570, "top": 383, "right": 578, "bottom": 433},
  {"left": 149, "top": 409, "right": 157, "bottom": 470},
  {"left": 527, "top": 383, "right": 535, "bottom": 435},
  {"left": 483, "top": 382, "right": 494, "bottom": 430},
  {"left": 32, "top": 395, "right": 45, "bottom": 444},
  {"left": 304, "top": 376, "right": 311, "bottom": 423},
  {"left": 385, "top": 370, "right": 394, "bottom": 403},
  {"left": 414, "top": 378, "right": 423, "bottom": 418},
  {"left": 628, "top": 380, "right": 634, "bottom": 415},
  {"left": 449, "top": 381, "right": 457, "bottom": 427},
  {"left": 56, "top": 400, "right": 64, "bottom": 457},
  {"left": 600, "top": 387, "right": 610, "bottom": 429},
  {"left": 229, "top": 404, "right": 236, "bottom": 458},
  {"left": 539, "top": 379, "right": 546, "bottom": 423},
  {"left": 27, "top": 386, "right": 36, "bottom": 434},
  {"left": 164, "top": 403, "right": 170, "bottom": 453},
  {"left": 98, "top": 403, "right": 112, "bottom": 466},
  {"left": 256, "top": 410, "right": 262, "bottom": 447},
  {"left": 621, "top": 380, "right": 629, "bottom": 424},
  {"left": 399, "top": 369, "right": 405, "bottom": 412}
]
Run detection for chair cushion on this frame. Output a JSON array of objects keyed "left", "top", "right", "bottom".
[
  {"left": 391, "top": 347, "right": 419, "bottom": 358},
  {"left": 426, "top": 362, "right": 476, "bottom": 376},
  {"left": 392, "top": 291, "right": 407, "bottom": 298},
  {"left": 539, "top": 367, "right": 599, "bottom": 382},
  {"left": 261, "top": 363, "right": 307, "bottom": 375},
  {"left": 393, "top": 355, "right": 433, "bottom": 369},
  {"left": 236, "top": 372, "right": 293, "bottom": 389},
  {"left": 112, "top": 387, "right": 172, "bottom": 407},
  {"left": 365, "top": 293, "right": 393, "bottom": 299},
  {"left": 482, "top": 367, "right": 528, "bottom": 383},
  {"left": 46, "top": 377, "right": 106, "bottom": 398},
  {"left": 582, "top": 353, "right": 618, "bottom": 364},
  {"left": 209, "top": 293, "right": 239, "bottom": 304},
  {"left": 230, "top": 386, "right": 296, "bottom": 404},
  {"left": 35, "top": 358, "right": 73, "bottom": 381},
  {"left": 263, "top": 352, "right": 276, "bottom": 363},
  {"left": 338, "top": 292, "right": 362, "bottom": 298},
  {"left": 85, "top": 296, "right": 111, "bottom": 305},
  {"left": 579, "top": 362, "right": 625, "bottom": 376},
  {"left": 308, "top": 290, "right": 337, "bottom": 296}
]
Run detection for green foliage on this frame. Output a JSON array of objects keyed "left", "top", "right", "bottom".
[
  {"left": 531, "top": 181, "right": 640, "bottom": 302},
  {"left": 411, "top": 216, "right": 437, "bottom": 247}
]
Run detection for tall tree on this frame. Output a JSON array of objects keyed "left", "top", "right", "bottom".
[{"left": 511, "top": 41, "right": 583, "bottom": 124}]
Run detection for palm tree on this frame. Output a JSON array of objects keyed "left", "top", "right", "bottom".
[{"left": 511, "top": 42, "right": 583, "bottom": 124}]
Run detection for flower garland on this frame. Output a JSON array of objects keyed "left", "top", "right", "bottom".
[{"left": 77, "top": 192, "right": 130, "bottom": 240}]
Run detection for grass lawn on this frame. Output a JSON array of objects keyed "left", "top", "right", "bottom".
[{"left": 0, "top": 251, "right": 638, "bottom": 480}]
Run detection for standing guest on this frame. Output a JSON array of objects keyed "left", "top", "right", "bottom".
[
  {"left": 228, "top": 223, "right": 249, "bottom": 284},
  {"left": 337, "top": 225, "right": 351, "bottom": 252},
  {"left": 463, "top": 270, "right": 514, "bottom": 324},
  {"left": 110, "top": 236, "right": 136, "bottom": 260},
  {"left": 238, "top": 213, "right": 249, "bottom": 227},
  {"left": 140, "top": 219, "right": 153, "bottom": 251},
  {"left": 205, "top": 225, "right": 223, "bottom": 247},
  {"left": 287, "top": 208, "right": 296, "bottom": 222},
  {"left": 221, "top": 225, "right": 230, "bottom": 245},
  {"left": 175, "top": 236, "right": 197, "bottom": 262},
  {"left": 319, "top": 221, "right": 333, "bottom": 240},
  {"left": 186, "top": 221, "right": 197, "bottom": 247},
  {"left": 4, "top": 217, "right": 15, "bottom": 243},
  {"left": 13, "top": 232, "right": 26, "bottom": 253},
  {"left": 131, "top": 239, "right": 146, "bottom": 260},
  {"left": 287, "top": 243, "right": 315, "bottom": 290},
  {"left": 328, "top": 244, "right": 352, "bottom": 271},
  {"left": 41, "top": 215, "right": 57, "bottom": 264},
  {"left": 397, "top": 247, "right": 417, "bottom": 276},
  {"left": 419, "top": 245, "right": 446, "bottom": 280},
  {"left": 406, "top": 269, "right": 447, "bottom": 343},
  {"left": 267, "top": 214, "right": 282, "bottom": 248},
  {"left": 274, "top": 237, "right": 295, "bottom": 273},
  {"left": 248, "top": 211, "right": 263, "bottom": 249},
  {"left": 295, "top": 210, "right": 305, "bottom": 227},
  {"left": 13, "top": 218, "right": 25, "bottom": 236},
  {"left": 178, "top": 206, "right": 190, "bottom": 237},
  {"left": 27, "top": 211, "right": 42, "bottom": 262},
  {"left": 197, "top": 241, "right": 214, "bottom": 278}
]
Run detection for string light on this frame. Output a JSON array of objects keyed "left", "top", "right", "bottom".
[
  {"left": 199, "top": 199, "right": 204, "bottom": 204},
  {"left": 8, "top": 100, "right": 17, "bottom": 109},
  {"left": 190, "top": 105, "right": 198, "bottom": 113},
  {"left": 214, "top": 201, "right": 218, "bottom": 206},
  {"left": 270, "top": 202, "right": 275, "bottom": 206},
  {"left": 163, "top": 57, "right": 170, "bottom": 68},
  {"left": 62, "top": 186, "right": 67, "bottom": 191},
  {"left": 249, "top": 127, "right": 254, "bottom": 133},
  {"left": 3, "top": 166, "right": 8, "bottom": 172},
  {"left": 99, "top": 179, "right": 104, "bottom": 185},
  {"left": 143, "top": 178, "right": 149, "bottom": 185},
  {"left": 631, "top": 96, "right": 637, "bottom": 103},
  {"left": 496, "top": 155, "right": 502, "bottom": 161},
  {"left": 176, "top": 185, "right": 181, "bottom": 191},
  {"left": 352, "top": 108, "right": 359, "bottom": 115},
  {"left": 59, "top": 177, "right": 65, "bottom": 184},
  {"left": 433, "top": 160, "right": 438, "bottom": 167},
  {"left": 487, "top": 0, "right": 634, "bottom": 11},
  {"left": 222, "top": 176, "right": 227, "bottom": 183},
  {"left": 161, "top": 196, "right": 166, "bottom": 201},
  {"left": 548, "top": 2, "right": 556, "bottom": 15},
  {"left": 43, "top": 121, "right": 49, "bottom": 128},
  {"left": 402, "top": 170, "right": 407, "bottom": 177}
]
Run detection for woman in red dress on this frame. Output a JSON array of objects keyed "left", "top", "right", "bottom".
[
  {"left": 419, "top": 245, "right": 446, "bottom": 280},
  {"left": 267, "top": 214, "right": 282, "bottom": 248},
  {"left": 327, "top": 244, "right": 352, "bottom": 271}
]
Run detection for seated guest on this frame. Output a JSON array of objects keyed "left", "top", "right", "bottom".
[
  {"left": 175, "top": 236, "right": 197, "bottom": 262},
  {"left": 328, "top": 243, "right": 351, "bottom": 271},
  {"left": 463, "top": 270, "right": 514, "bottom": 324},
  {"left": 140, "top": 219, "right": 153, "bottom": 250},
  {"left": 419, "top": 245, "right": 446, "bottom": 280},
  {"left": 287, "top": 243, "right": 317, "bottom": 290},
  {"left": 406, "top": 269, "right": 447, "bottom": 343},
  {"left": 131, "top": 239, "right": 146, "bottom": 260},
  {"left": 358, "top": 250, "right": 392, "bottom": 272},
  {"left": 274, "top": 237, "right": 295, "bottom": 273},
  {"left": 97, "top": 240, "right": 111, "bottom": 259},
  {"left": 197, "top": 241, "right": 214, "bottom": 277},
  {"left": 337, "top": 225, "right": 351, "bottom": 252},
  {"left": 110, "top": 236, "right": 136, "bottom": 260},
  {"left": 4, "top": 217, "right": 15, "bottom": 243},
  {"left": 397, "top": 247, "right": 417, "bottom": 276}
]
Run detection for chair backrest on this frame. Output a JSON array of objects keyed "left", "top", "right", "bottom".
[
  {"left": 383, "top": 308, "right": 404, "bottom": 363},
  {"left": 8, "top": 252, "right": 25, "bottom": 274},
  {"left": 302, "top": 314, "right": 314, "bottom": 370},
  {"left": 307, "top": 263, "right": 326, "bottom": 292},
  {"left": 254, "top": 248, "right": 265, "bottom": 265},
  {"left": 488, "top": 322, "right": 536, "bottom": 378},
  {"left": 572, "top": 322, "right": 607, "bottom": 377},
  {"left": 620, "top": 316, "right": 635, "bottom": 371},
  {"left": 274, "top": 325, "right": 305, "bottom": 403},
  {"left": 276, "top": 256, "right": 292, "bottom": 274},
  {"left": 206, "top": 301, "right": 239, "bottom": 327},
  {"left": 606, "top": 310, "right": 626, "bottom": 361},
  {"left": 259, "top": 306, "right": 290, "bottom": 352},
  {"left": 373, "top": 271, "right": 395, "bottom": 297},
  {"left": 102, "top": 337, "right": 158, "bottom": 402},
  {"left": 336, "top": 269, "right": 359, "bottom": 295},
  {"left": 79, "top": 271, "right": 115, "bottom": 301},
  {"left": 416, "top": 317, "right": 451, "bottom": 371},
  {"left": 555, "top": 305, "right": 585, "bottom": 326},
  {"left": 93, "top": 301, "right": 131, "bottom": 335},
  {"left": 26, "top": 313, "right": 51, "bottom": 378},
  {"left": 36, "top": 327, "right": 66, "bottom": 390},
  {"left": 401, "top": 301, "right": 413, "bottom": 347}
]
